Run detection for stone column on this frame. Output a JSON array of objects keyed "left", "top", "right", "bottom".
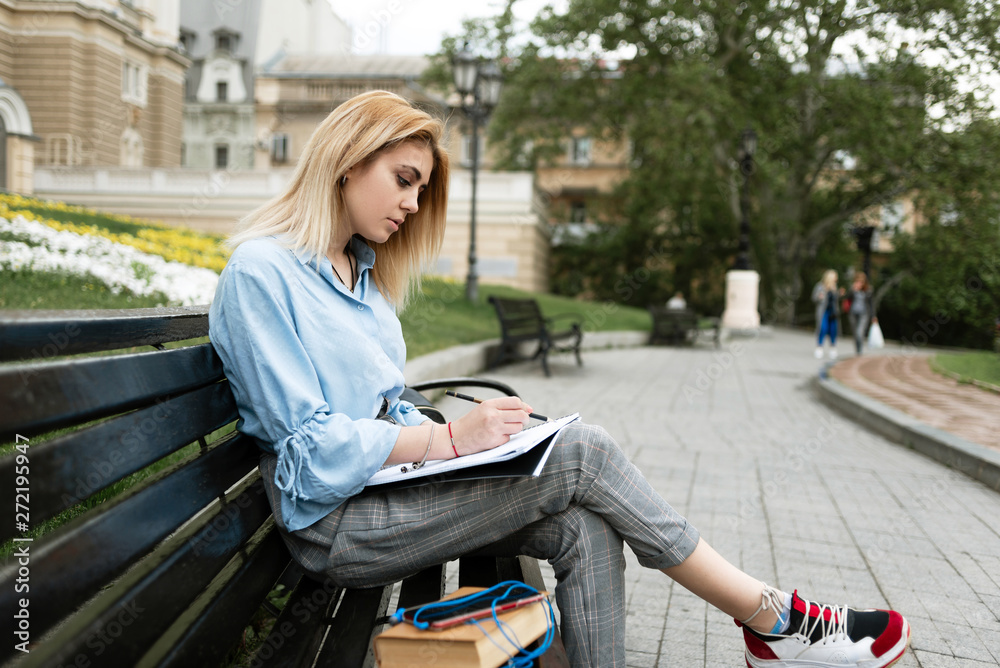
[{"left": 721, "top": 269, "right": 760, "bottom": 331}]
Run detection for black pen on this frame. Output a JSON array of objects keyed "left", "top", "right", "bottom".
[{"left": 445, "top": 390, "right": 549, "bottom": 422}]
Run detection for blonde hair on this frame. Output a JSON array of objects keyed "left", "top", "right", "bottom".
[
  {"left": 228, "top": 90, "right": 450, "bottom": 308},
  {"left": 822, "top": 269, "right": 838, "bottom": 290}
]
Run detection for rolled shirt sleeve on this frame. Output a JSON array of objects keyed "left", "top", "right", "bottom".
[{"left": 209, "top": 238, "right": 422, "bottom": 530}]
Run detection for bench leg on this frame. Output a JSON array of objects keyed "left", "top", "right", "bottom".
[{"left": 490, "top": 342, "right": 516, "bottom": 370}]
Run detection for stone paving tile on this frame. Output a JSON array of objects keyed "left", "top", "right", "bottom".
[{"left": 464, "top": 328, "right": 1000, "bottom": 666}]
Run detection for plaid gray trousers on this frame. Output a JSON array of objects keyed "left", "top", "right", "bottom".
[{"left": 260, "top": 421, "right": 701, "bottom": 667}]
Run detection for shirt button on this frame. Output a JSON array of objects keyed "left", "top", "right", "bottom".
[{"left": 357, "top": 304, "right": 364, "bottom": 311}]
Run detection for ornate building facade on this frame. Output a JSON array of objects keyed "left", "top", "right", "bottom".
[{"left": 0, "top": 0, "right": 188, "bottom": 181}]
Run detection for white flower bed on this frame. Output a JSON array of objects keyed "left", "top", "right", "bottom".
[{"left": 0, "top": 215, "right": 219, "bottom": 305}]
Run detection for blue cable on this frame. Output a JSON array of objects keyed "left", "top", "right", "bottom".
[{"left": 389, "top": 580, "right": 556, "bottom": 664}]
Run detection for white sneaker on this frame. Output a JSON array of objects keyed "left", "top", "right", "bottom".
[
  {"left": 829, "top": 349, "right": 838, "bottom": 360},
  {"left": 740, "top": 591, "right": 911, "bottom": 668},
  {"left": 814, "top": 347, "right": 823, "bottom": 359}
]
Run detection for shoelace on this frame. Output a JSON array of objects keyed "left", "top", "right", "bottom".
[
  {"left": 741, "top": 582, "right": 785, "bottom": 627},
  {"left": 795, "top": 598, "right": 850, "bottom": 645}
]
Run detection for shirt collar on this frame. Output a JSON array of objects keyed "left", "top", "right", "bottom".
[{"left": 289, "top": 234, "right": 376, "bottom": 273}]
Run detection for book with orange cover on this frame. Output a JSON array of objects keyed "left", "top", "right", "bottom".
[{"left": 373, "top": 586, "right": 551, "bottom": 668}]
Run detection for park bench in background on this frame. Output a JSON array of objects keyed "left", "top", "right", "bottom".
[
  {"left": 648, "top": 306, "right": 721, "bottom": 348},
  {"left": 488, "top": 296, "right": 583, "bottom": 377},
  {"left": 0, "top": 307, "right": 567, "bottom": 667}
]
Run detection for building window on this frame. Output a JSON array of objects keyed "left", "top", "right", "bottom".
[
  {"left": 569, "top": 136, "right": 592, "bottom": 165},
  {"left": 215, "top": 144, "right": 229, "bottom": 169},
  {"left": 270, "top": 133, "right": 289, "bottom": 163},
  {"left": 460, "top": 134, "right": 486, "bottom": 167},
  {"left": 216, "top": 81, "right": 228, "bottom": 102},
  {"left": 570, "top": 200, "right": 587, "bottom": 223},
  {"left": 213, "top": 28, "right": 239, "bottom": 54},
  {"left": 121, "top": 61, "right": 148, "bottom": 107}
]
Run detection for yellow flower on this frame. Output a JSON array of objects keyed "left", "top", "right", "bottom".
[{"left": 0, "top": 194, "right": 230, "bottom": 272}]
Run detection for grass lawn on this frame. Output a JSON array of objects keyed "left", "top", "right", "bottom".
[
  {"left": 0, "top": 267, "right": 168, "bottom": 309},
  {"left": 400, "top": 278, "right": 650, "bottom": 358},
  {"left": 932, "top": 351, "right": 1000, "bottom": 388}
]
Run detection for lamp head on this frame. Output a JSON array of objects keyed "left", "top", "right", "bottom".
[
  {"left": 453, "top": 42, "right": 478, "bottom": 96},
  {"left": 478, "top": 60, "right": 503, "bottom": 109},
  {"left": 740, "top": 126, "right": 757, "bottom": 160}
]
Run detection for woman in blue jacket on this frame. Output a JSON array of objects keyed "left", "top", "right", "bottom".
[{"left": 812, "top": 269, "right": 843, "bottom": 359}]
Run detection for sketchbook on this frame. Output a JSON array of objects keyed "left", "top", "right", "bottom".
[{"left": 365, "top": 413, "right": 580, "bottom": 490}]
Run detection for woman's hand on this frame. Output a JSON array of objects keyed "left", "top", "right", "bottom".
[{"left": 449, "top": 396, "right": 533, "bottom": 456}]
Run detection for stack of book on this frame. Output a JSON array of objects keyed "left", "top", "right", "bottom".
[{"left": 373, "top": 587, "right": 551, "bottom": 668}]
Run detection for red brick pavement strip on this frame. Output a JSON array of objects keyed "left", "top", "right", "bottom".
[{"left": 829, "top": 353, "right": 1000, "bottom": 451}]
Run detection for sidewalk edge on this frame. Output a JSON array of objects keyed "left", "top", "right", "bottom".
[
  {"left": 814, "top": 375, "right": 1000, "bottom": 492},
  {"left": 405, "top": 330, "right": 648, "bottom": 385}
]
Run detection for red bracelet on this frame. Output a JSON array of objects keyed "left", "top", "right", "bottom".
[{"left": 447, "top": 421, "right": 459, "bottom": 458}]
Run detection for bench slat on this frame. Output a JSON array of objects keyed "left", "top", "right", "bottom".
[
  {"left": 153, "top": 522, "right": 291, "bottom": 668},
  {"left": 316, "top": 585, "right": 394, "bottom": 668},
  {"left": 22, "top": 478, "right": 274, "bottom": 668},
  {"left": 0, "top": 382, "right": 238, "bottom": 543},
  {"left": 0, "top": 306, "right": 210, "bottom": 361},
  {"left": 396, "top": 563, "right": 447, "bottom": 609},
  {"left": 250, "top": 574, "right": 343, "bottom": 668},
  {"left": 0, "top": 431, "right": 258, "bottom": 652},
  {"left": 0, "top": 343, "right": 224, "bottom": 442}
]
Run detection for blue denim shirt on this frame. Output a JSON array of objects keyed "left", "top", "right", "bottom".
[{"left": 208, "top": 236, "right": 428, "bottom": 531}]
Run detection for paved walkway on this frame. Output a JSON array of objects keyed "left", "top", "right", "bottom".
[{"left": 430, "top": 327, "right": 1000, "bottom": 667}]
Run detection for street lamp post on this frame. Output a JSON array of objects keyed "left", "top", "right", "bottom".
[
  {"left": 453, "top": 44, "right": 503, "bottom": 302},
  {"left": 852, "top": 224, "right": 875, "bottom": 279},
  {"left": 734, "top": 126, "right": 757, "bottom": 271},
  {"left": 721, "top": 126, "right": 761, "bottom": 332}
]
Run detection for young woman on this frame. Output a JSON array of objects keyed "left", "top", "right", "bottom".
[
  {"left": 209, "top": 91, "right": 910, "bottom": 667},
  {"left": 848, "top": 272, "right": 874, "bottom": 355},
  {"left": 812, "top": 269, "right": 843, "bottom": 359}
]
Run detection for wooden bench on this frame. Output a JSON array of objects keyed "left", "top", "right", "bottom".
[
  {"left": 488, "top": 297, "right": 583, "bottom": 377},
  {"left": 648, "top": 307, "right": 721, "bottom": 348},
  {"left": 0, "top": 306, "right": 568, "bottom": 668}
]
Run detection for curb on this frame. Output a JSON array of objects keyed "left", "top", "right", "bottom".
[
  {"left": 404, "top": 330, "right": 649, "bottom": 386},
  {"left": 927, "top": 357, "right": 1000, "bottom": 395},
  {"left": 814, "top": 374, "right": 1000, "bottom": 493}
]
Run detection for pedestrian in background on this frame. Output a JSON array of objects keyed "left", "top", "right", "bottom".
[
  {"left": 847, "top": 272, "right": 873, "bottom": 355},
  {"left": 666, "top": 291, "right": 687, "bottom": 310},
  {"left": 812, "top": 269, "right": 843, "bottom": 359}
]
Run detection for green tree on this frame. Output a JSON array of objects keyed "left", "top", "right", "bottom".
[
  {"left": 430, "top": 0, "right": 1000, "bottom": 325},
  {"left": 878, "top": 118, "right": 1000, "bottom": 350}
]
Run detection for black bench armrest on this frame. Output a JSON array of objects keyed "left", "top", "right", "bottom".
[
  {"left": 544, "top": 312, "right": 583, "bottom": 330},
  {"left": 408, "top": 376, "right": 520, "bottom": 397}
]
